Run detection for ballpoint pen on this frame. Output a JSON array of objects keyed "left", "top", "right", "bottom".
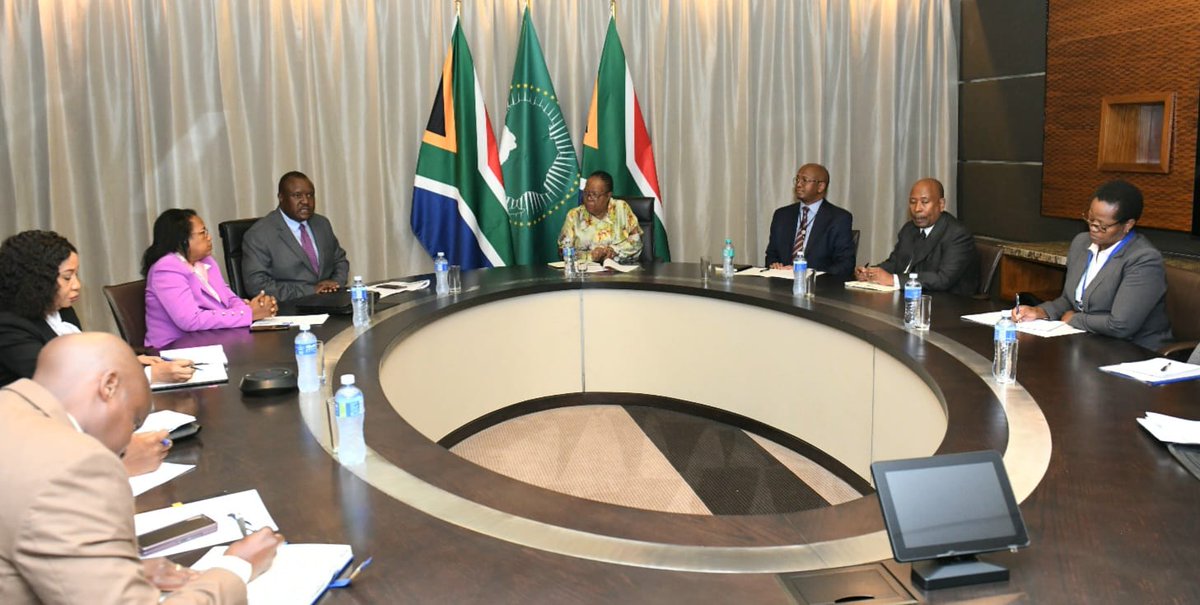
[
  {"left": 1160, "top": 362, "right": 1172, "bottom": 373},
  {"left": 329, "top": 556, "right": 373, "bottom": 588},
  {"left": 228, "top": 513, "right": 250, "bottom": 537}
]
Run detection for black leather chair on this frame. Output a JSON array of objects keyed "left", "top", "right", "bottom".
[
  {"left": 851, "top": 229, "right": 861, "bottom": 258},
  {"left": 1160, "top": 264, "right": 1200, "bottom": 360},
  {"left": 622, "top": 196, "right": 657, "bottom": 264},
  {"left": 103, "top": 280, "right": 148, "bottom": 353},
  {"left": 974, "top": 239, "right": 1004, "bottom": 300},
  {"left": 218, "top": 218, "right": 259, "bottom": 298}
]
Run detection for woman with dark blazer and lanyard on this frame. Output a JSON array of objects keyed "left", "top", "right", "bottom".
[{"left": 1013, "top": 180, "right": 1173, "bottom": 352}]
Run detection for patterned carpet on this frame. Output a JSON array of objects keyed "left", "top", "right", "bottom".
[{"left": 449, "top": 404, "right": 862, "bottom": 515}]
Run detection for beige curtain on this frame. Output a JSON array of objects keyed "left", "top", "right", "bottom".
[{"left": 0, "top": 0, "right": 957, "bottom": 331}]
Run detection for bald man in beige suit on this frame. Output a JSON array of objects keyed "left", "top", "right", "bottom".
[{"left": 0, "top": 333, "right": 282, "bottom": 604}]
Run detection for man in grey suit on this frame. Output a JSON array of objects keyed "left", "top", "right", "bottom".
[
  {"left": 1014, "top": 180, "right": 1173, "bottom": 351},
  {"left": 0, "top": 332, "right": 283, "bottom": 604},
  {"left": 855, "top": 178, "right": 980, "bottom": 296},
  {"left": 242, "top": 171, "right": 350, "bottom": 302}
]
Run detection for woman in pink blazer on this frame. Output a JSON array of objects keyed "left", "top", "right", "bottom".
[{"left": 142, "top": 209, "right": 277, "bottom": 349}]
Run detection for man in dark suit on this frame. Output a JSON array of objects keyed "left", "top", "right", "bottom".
[
  {"left": 241, "top": 171, "right": 350, "bottom": 302},
  {"left": 856, "top": 178, "right": 979, "bottom": 296},
  {"left": 1014, "top": 180, "right": 1172, "bottom": 351},
  {"left": 764, "top": 163, "right": 856, "bottom": 279},
  {"left": 0, "top": 332, "right": 283, "bottom": 604}
]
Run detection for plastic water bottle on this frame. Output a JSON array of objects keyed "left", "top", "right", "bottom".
[
  {"left": 350, "top": 275, "right": 369, "bottom": 327},
  {"left": 722, "top": 239, "right": 735, "bottom": 281},
  {"left": 434, "top": 252, "right": 449, "bottom": 295},
  {"left": 903, "top": 273, "right": 922, "bottom": 328},
  {"left": 563, "top": 243, "right": 576, "bottom": 278},
  {"left": 295, "top": 325, "right": 320, "bottom": 393},
  {"left": 333, "top": 374, "right": 366, "bottom": 464},
  {"left": 792, "top": 250, "right": 808, "bottom": 296},
  {"left": 993, "top": 317, "right": 1019, "bottom": 384}
]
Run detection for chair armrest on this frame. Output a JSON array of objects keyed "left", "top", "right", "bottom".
[{"left": 1157, "top": 340, "right": 1200, "bottom": 362}]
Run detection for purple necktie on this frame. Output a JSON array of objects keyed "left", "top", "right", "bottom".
[{"left": 299, "top": 223, "right": 319, "bottom": 272}]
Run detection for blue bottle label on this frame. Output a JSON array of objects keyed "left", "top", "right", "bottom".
[{"left": 296, "top": 341, "right": 318, "bottom": 355}]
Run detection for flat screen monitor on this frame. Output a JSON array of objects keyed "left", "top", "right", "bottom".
[{"left": 871, "top": 450, "right": 1029, "bottom": 590}]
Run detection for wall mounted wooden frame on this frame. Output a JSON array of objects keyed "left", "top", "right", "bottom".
[{"left": 1097, "top": 92, "right": 1174, "bottom": 173}]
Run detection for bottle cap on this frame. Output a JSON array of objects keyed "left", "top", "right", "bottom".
[
  {"left": 299, "top": 324, "right": 310, "bottom": 331},
  {"left": 909, "top": 273, "right": 918, "bottom": 279},
  {"left": 437, "top": 252, "right": 445, "bottom": 257},
  {"left": 354, "top": 275, "right": 363, "bottom": 281},
  {"left": 340, "top": 374, "right": 356, "bottom": 386}
]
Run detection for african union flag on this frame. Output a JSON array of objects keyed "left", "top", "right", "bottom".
[
  {"left": 582, "top": 15, "right": 670, "bottom": 261},
  {"left": 411, "top": 17, "right": 513, "bottom": 270},
  {"left": 500, "top": 6, "right": 580, "bottom": 265}
]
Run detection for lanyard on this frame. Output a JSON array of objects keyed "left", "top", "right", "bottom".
[{"left": 1079, "top": 231, "right": 1134, "bottom": 302}]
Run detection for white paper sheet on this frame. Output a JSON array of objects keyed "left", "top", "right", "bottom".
[
  {"left": 134, "top": 489, "right": 277, "bottom": 558},
  {"left": 1137, "top": 411, "right": 1200, "bottom": 444},
  {"left": 602, "top": 258, "right": 641, "bottom": 273},
  {"left": 843, "top": 280, "right": 898, "bottom": 292},
  {"left": 252, "top": 314, "right": 330, "bottom": 328},
  {"left": 960, "top": 310, "right": 1085, "bottom": 338},
  {"left": 136, "top": 410, "right": 196, "bottom": 434},
  {"left": 366, "top": 280, "right": 430, "bottom": 298},
  {"left": 158, "top": 344, "right": 228, "bottom": 365},
  {"left": 129, "top": 462, "right": 195, "bottom": 497},
  {"left": 736, "top": 266, "right": 826, "bottom": 280}
]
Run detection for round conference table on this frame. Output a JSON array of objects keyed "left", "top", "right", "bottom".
[{"left": 143, "top": 263, "right": 1200, "bottom": 604}]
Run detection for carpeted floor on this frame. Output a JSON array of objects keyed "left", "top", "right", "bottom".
[{"left": 449, "top": 404, "right": 862, "bottom": 515}]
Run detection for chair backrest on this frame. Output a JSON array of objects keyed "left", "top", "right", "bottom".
[
  {"left": 103, "top": 280, "right": 147, "bottom": 353},
  {"left": 851, "top": 229, "right": 861, "bottom": 257},
  {"left": 623, "top": 196, "right": 656, "bottom": 264},
  {"left": 1165, "top": 264, "right": 1200, "bottom": 343},
  {"left": 218, "top": 218, "right": 259, "bottom": 298},
  {"left": 975, "top": 239, "right": 1004, "bottom": 299}
]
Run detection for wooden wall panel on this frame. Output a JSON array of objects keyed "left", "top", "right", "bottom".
[{"left": 1043, "top": 1, "right": 1200, "bottom": 231}]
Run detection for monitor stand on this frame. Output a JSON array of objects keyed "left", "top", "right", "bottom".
[{"left": 911, "top": 555, "right": 1009, "bottom": 590}]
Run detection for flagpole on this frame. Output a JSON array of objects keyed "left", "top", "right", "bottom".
[
  {"left": 611, "top": 0, "right": 616, "bottom": 18},
  {"left": 455, "top": 0, "right": 460, "bottom": 18}
]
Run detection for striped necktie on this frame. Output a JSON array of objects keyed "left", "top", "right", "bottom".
[{"left": 792, "top": 205, "right": 810, "bottom": 258}]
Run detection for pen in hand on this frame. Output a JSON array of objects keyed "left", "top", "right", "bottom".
[{"left": 228, "top": 513, "right": 250, "bottom": 538}]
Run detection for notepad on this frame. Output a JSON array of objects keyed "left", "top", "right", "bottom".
[
  {"left": 844, "top": 280, "right": 898, "bottom": 292},
  {"left": 251, "top": 314, "right": 330, "bottom": 328},
  {"left": 134, "top": 489, "right": 278, "bottom": 558},
  {"left": 736, "top": 267, "right": 826, "bottom": 280},
  {"left": 193, "top": 543, "right": 354, "bottom": 605},
  {"left": 547, "top": 261, "right": 608, "bottom": 273},
  {"left": 602, "top": 258, "right": 641, "bottom": 273},
  {"left": 960, "top": 310, "right": 1084, "bottom": 338},
  {"left": 152, "top": 345, "right": 229, "bottom": 391},
  {"left": 366, "top": 280, "right": 429, "bottom": 298},
  {"left": 1100, "top": 358, "right": 1200, "bottom": 386}
]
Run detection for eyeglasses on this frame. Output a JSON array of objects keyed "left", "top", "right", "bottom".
[
  {"left": 287, "top": 192, "right": 316, "bottom": 201},
  {"left": 1080, "top": 212, "right": 1121, "bottom": 233},
  {"left": 191, "top": 228, "right": 209, "bottom": 238},
  {"left": 793, "top": 176, "right": 825, "bottom": 186},
  {"left": 582, "top": 191, "right": 610, "bottom": 200}
]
